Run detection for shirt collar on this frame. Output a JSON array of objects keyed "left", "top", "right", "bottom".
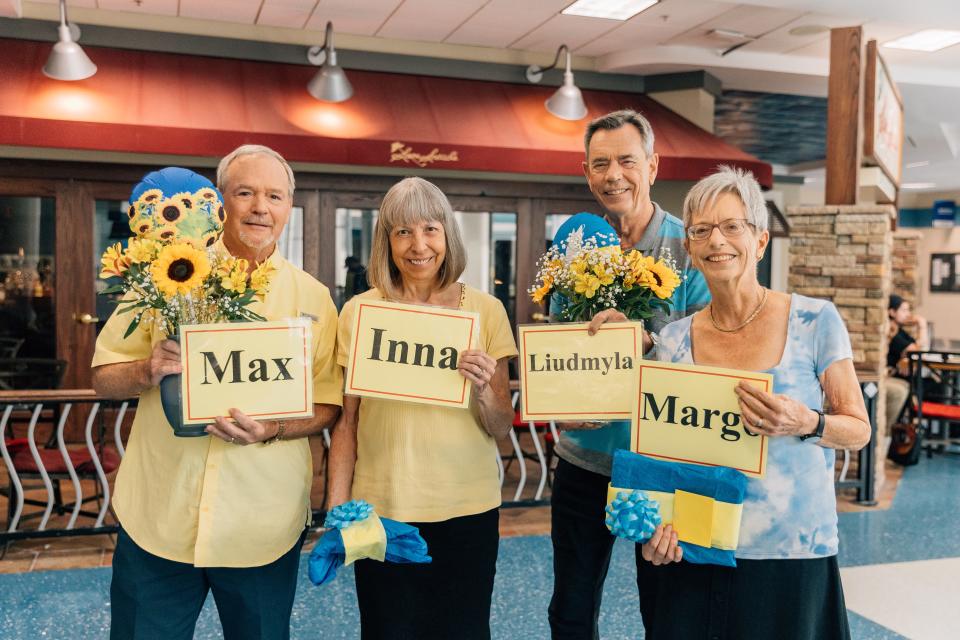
[
  {"left": 627, "top": 202, "right": 666, "bottom": 251},
  {"left": 213, "top": 236, "right": 285, "bottom": 269}
]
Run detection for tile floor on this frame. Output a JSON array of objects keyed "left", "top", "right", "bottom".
[{"left": 2, "top": 446, "right": 953, "bottom": 638}]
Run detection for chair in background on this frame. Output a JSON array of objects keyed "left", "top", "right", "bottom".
[{"left": 907, "top": 351, "right": 960, "bottom": 458}]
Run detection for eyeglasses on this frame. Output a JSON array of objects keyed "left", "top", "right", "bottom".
[{"left": 686, "top": 218, "right": 755, "bottom": 241}]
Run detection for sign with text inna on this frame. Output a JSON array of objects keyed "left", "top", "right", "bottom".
[
  {"left": 517, "top": 321, "right": 643, "bottom": 421},
  {"left": 630, "top": 361, "right": 773, "bottom": 478},
  {"left": 179, "top": 319, "right": 314, "bottom": 425},
  {"left": 344, "top": 300, "right": 480, "bottom": 409}
]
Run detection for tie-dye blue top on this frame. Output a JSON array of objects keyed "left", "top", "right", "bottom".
[{"left": 657, "top": 294, "right": 853, "bottom": 559}]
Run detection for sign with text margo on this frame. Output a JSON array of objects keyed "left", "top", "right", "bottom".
[
  {"left": 345, "top": 300, "right": 479, "bottom": 409},
  {"left": 630, "top": 361, "right": 772, "bottom": 478},
  {"left": 179, "top": 319, "right": 314, "bottom": 425},
  {"left": 518, "top": 322, "right": 643, "bottom": 422}
]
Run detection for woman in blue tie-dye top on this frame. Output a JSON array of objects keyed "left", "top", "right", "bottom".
[{"left": 636, "top": 167, "right": 871, "bottom": 640}]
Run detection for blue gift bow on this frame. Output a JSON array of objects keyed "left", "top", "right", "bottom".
[
  {"left": 308, "top": 501, "right": 431, "bottom": 586},
  {"left": 610, "top": 449, "right": 748, "bottom": 567},
  {"left": 605, "top": 489, "right": 662, "bottom": 543}
]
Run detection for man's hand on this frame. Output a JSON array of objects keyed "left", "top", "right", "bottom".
[
  {"left": 206, "top": 408, "right": 279, "bottom": 445},
  {"left": 587, "top": 309, "right": 653, "bottom": 353},
  {"left": 144, "top": 339, "right": 182, "bottom": 387}
]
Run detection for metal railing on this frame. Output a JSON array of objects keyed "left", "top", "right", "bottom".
[{"left": 0, "top": 390, "right": 133, "bottom": 547}]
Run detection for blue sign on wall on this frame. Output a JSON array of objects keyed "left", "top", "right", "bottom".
[{"left": 932, "top": 200, "right": 956, "bottom": 228}]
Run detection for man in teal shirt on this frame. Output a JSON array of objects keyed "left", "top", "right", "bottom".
[{"left": 549, "top": 110, "right": 711, "bottom": 639}]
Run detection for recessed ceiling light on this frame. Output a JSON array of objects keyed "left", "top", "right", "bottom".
[
  {"left": 905, "top": 160, "right": 931, "bottom": 169},
  {"left": 883, "top": 29, "right": 960, "bottom": 52},
  {"left": 708, "top": 28, "right": 751, "bottom": 40},
  {"left": 788, "top": 24, "right": 830, "bottom": 37},
  {"left": 901, "top": 182, "right": 937, "bottom": 190},
  {"left": 561, "top": 0, "right": 660, "bottom": 21}
]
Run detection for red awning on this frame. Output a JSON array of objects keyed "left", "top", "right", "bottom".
[{"left": 0, "top": 38, "right": 772, "bottom": 187}]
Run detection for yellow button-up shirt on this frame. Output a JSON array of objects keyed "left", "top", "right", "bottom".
[{"left": 92, "top": 245, "right": 342, "bottom": 567}]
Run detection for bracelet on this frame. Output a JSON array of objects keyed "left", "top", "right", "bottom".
[{"left": 264, "top": 419, "right": 286, "bottom": 445}]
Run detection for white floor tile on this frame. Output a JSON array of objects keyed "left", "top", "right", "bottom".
[{"left": 841, "top": 557, "right": 960, "bottom": 640}]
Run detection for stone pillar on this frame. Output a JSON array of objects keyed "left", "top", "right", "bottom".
[
  {"left": 892, "top": 230, "right": 922, "bottom": 304},
  {"left": 786, "top": 205, "right": 896, "bottom": 492}
]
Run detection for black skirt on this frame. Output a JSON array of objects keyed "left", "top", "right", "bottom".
[
  {"left": 637, "top": 555, "right": 851, "bottom": 640},
  {"left": 354, "top": 508, "right": 500, "bottom": 640}
]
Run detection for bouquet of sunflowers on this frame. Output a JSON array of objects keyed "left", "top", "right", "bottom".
[
  {"left": 529, "top": 213, "right": 681, "bottom": 322},
  {"left": 98, "top": 167, "right": 275, "bottom": 339}
]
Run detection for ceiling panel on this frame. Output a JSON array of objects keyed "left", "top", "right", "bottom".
[
  {"left": 444, "top": 0, "right": 568, "bottom": 48},
  {"left": 575, "top": 23, "right": 681, "bottom": 56},
  {"left": 744, "top": 13, "right": 856, "bottom": 54},
  {"left": 510, "top": 14, "right": 620, "bottom": 53},
  {"left": 257, "top": 0, "right": 318, "bottom": 29},
  {"left": 31, "top": 0, "right": 97, "bottom": 7},
  {"left": 305, "top": 0, "right": 401, "bottom": 36},
  {"left": 626, "top": 0, "right": 738, "bottom": 29},
  {"left": 179, "top": 0, "right": 262, "bottom": 24},
  {"left": 95, "top": 0, "right": 177, "bottom": 16},
  {"left": 664, "top": 4, "right": 806, "bottom": 48},
  {"left": 376, "top": 0, "right": 489, "bottom": 41}
]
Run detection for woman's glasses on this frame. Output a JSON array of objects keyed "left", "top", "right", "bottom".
[{"left": 686, "top": 218, "right": 755, "bottom": 241}]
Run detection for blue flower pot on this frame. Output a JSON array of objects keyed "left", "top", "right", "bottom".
[{"left": 159, "top": 334, "right": 208, "bottom": 437}]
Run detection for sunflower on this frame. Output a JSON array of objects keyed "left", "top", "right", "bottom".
[
  {"left": 643, "top": 259, "right": 681, "bottom": 300},
  {"left": 151, "top": 243, "right": 211, "bottom": 298},
  {"left": 157, "top": 197, "right": 188, "bottom": 225},
  {"left": 135, "top": 188, "right": 163, "bottom": 208},
  {"left": 99, "top": 243, "right": 131, "bottom": 279}
]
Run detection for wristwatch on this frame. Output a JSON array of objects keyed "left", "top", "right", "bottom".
[
  {"left": 264, "top": 419, "right": 287, "bottom": 445},
  {"left": 799, "top": 410, "right": 825, "bottom": 441}
]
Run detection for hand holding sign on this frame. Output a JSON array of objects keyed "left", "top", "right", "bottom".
[
  {"left": 206, "top": 408, "right": 279, "bottom": 446},
  {"left": 457, "top": 349, "right": 497, "bottom": 394},
  {"left": 734, "top": 381, "right": 818, "bottom": 438}
]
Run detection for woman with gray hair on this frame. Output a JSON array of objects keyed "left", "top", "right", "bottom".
[
  {"left": 327, "top": 177, "right": 517, "bottom": 639},
  {"left": 636, "top": 166, "right": 871, "bottom": 639}
]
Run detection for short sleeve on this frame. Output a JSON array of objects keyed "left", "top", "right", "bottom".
[
  {"left": 310, "top": 290, "right": 344, "bottom": 407},
  {"left": 814, "top": 302, "right": 854, "bottom": 377},
  {"left": 335, "top": 297, "right": 357, "bottom": 369},
  {"left": 91, "top": 299, "right": 154, "bottom": 368},
  {"left": 482, "top": 296, "right": 518, "bottom": 361}
]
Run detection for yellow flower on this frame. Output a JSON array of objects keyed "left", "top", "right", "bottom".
[
  {"left": 135, "top": 188, "right": 163, "bottom": 208},
  {"left": 151, "top": 243, "right": 211, "bottom": 298},
  {"left": 218, "top": 258, "right": 249, "bottom": 293},
  {"left": 126, "top": 238, "right": 158, "bottom": 263},
  {"left": 570, "top": 258, "right": 588, "bottom": 276},
  {"left": 644, "top": 259, "right": 681, "bottom": 299},
  {"left": 574, "top": 273, "right": 601, "bottom": 298},
  {"left": 530, "top": 275, "right": 553, "bottom": 304},
  {"left": 591, "top": 263, "right": 615, "bottom": 286},
  {"left": 99, "top": 243, "right": 131, "bottom": 279},
  {"left": 157, "top": 197, "right": 188, "bottom": 227},
  {"left": 249, "top": 260, "right": 276, "bottom": 299}
]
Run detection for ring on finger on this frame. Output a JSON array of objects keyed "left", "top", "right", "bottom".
[
  {"left": 229, "top": 436, "right": 236, "bottom": 444},
  {"left": 756, "top": 418, "right": 764, "bottom": 429}
]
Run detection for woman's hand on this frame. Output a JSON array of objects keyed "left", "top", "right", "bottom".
[
  {"left": 735, "top": 381, "right": 818, "bottom": 438},
  {"left": 458, "top": 349, "right": 498, "bottom": 394},
  {"left": 640, "top": 524, "right": 683, "bottom": 566},
  {"left": 587, "top": 309, "right": 654, "bottom": 353}
]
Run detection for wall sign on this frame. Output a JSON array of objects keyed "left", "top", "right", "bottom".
[
  {"left": 389, "top": 141, "right": 460, "bottom": 167},
  {"left": 930, "top": 253, "right": 960, "bottom": 293},
  {"left": 863, "top": 40, "right": 904, "bottom": 187}
]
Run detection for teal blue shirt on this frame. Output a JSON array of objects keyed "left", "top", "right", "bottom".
[{"left": 553, "top": 204, "right": 710, "bottom": 476}]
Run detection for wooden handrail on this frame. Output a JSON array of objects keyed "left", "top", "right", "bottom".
[{"left": 0, "top": 389, "right": 136, "bottom": 402}]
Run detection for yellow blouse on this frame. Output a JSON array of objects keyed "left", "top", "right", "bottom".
[
  {"left": 92, "top": 245, "right": 342, "bottom": 567},
  {"left": 337, "top": 286, "right": 518, "bottom": 522}
]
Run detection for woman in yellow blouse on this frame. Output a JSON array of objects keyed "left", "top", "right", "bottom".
[{"left": 328, "top": 177, "right": 517, "bottom": 640}]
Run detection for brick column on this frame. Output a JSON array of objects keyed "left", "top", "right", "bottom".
[
  {"left": 786, "top": 205, "right": 895, "bottom": 493},
  {"left": 892, "top": 231, "right": 922, "bottom": 304}
]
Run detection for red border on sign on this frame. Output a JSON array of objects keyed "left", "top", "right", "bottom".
[
  {"left": 631, "top": 363, "right": 770, "bottom": 476},
  {"left": 519, "top": 324, "right": 639, "bottom": 417},
  {"left": 346, "top": 302, "right": 476, "bottom": 404},
  {"left": 183, "top": 325, "right": 310, "bottom": 422}
]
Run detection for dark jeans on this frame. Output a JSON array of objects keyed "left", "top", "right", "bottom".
[
  {"left": 549, "top": 458, "right": 642, "bottom": 640},
  {"left": 354, "top": 508, "right": 500, "bottom": 640},
  {"left": 110, "top": 527, "right": 305, "bottom": 640}
]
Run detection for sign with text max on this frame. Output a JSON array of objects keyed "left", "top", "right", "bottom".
[
  {"left": 344, "top": 300, "right": 479, "bottom": 409},
  {"left": 179, "top": 319, "right": 314, "bottom": 425},
  {"left": 518, "top": 322, "right": 644, "bottom": 422}
]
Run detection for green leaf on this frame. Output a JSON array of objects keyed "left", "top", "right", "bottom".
[{"left": 123, "top": 315, "right": 142, "bottom": 339}]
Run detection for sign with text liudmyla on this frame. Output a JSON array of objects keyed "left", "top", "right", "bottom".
[
  {"left": 630, "top": 361, "right": 773, "bottom": 478},
  {"left": 345, "top": 300, "right": 480, "bottom": 408},
  {"left": 179, "top": 319, "right": 314, "bottom": 425},
  {"left": 518, "top": 321, "right": 643, "bottom": 421}
]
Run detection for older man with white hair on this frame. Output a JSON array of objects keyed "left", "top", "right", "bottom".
[{"left": 92, "top": 145, "right": 342, "bottom": 640}]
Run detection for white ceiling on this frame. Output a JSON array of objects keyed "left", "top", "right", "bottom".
[{"left": 7, "top": 0, "right": 960, "bottom": 191}]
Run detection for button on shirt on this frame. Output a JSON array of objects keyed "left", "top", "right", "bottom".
[{"left": 92, "top": 243, "right": 343, "bottom": 567}]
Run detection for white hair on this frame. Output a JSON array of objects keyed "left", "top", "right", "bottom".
[
  {"left": 216, "top": 144, "right": 295, "bottom": 197},
  {"left": 682, "top": 165, "right": 768, "bottom": 232}
]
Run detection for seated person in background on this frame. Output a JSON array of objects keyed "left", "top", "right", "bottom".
[{"left": 883, "top": 295, "right": 929, "bottom": 453}]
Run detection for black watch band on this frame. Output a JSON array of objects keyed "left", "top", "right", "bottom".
[{"left": 800, "top": 410, "right": 825, "bottom": 441}]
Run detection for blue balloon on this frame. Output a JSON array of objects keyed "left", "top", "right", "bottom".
[{"left": 552, "top": 212, "right": 619, "bottom": 249}]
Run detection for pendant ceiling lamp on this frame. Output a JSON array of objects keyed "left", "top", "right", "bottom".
[
  {"left": 525, "top": 44, "right": 587, "bottom": 121},
  {"left": 43, "top": 0, "right": 97, "bottom": 81},
  {"left": 306, "top": 21, "right": 354, "bottom": 103}
]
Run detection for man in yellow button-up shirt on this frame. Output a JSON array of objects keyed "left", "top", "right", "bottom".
[{"left": 92, "top": 146, "right": 342, "bottom": 640}]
